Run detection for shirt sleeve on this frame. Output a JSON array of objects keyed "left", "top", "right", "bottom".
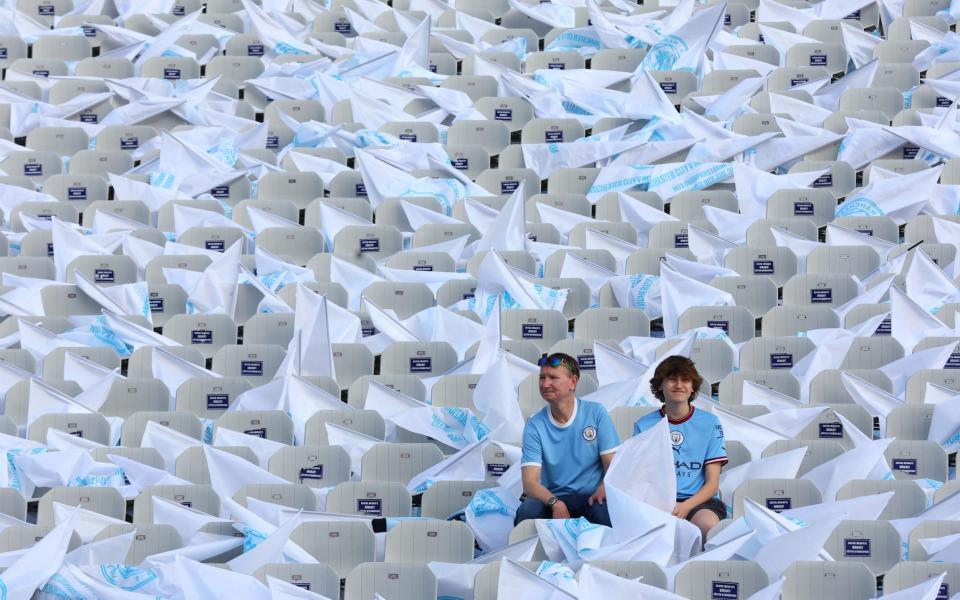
[
  {"left": 704, "top": 414, "right": 728, "bottom": 466},
  {"left": 596, "top": 405, "right": 620, "bottom": 455},
  {"left": 520, "top": 421, "right": 542, "bottom": 467}
]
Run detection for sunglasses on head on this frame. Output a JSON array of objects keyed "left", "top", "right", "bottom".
[{"left": 538, "top": 354, "right": 565, "bottom": 367}]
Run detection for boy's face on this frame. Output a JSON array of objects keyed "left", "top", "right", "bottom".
[
  {"left": 661, "top": 374, "right": 694, "bottom": 405},
  {"left": 539, "top": 365, "right": 578, "bottom": 403}
]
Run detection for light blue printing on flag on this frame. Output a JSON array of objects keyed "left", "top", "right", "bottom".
[
  {"left": 546, "top": 516, "right": 601, "bottom": 562},
  {"left": 430, "top": 413, "right": 468, "bottom": 447},
  {"left": 71, "top": 469, "right": 126, "bottom": 488},
  {"left": 203, "top": 420, "right": 215, "bottom": 444},
  {"left": 240, "top": 525, "right": 267, "bottom": 551},
  {"left": 546, "top": 29, "right": 600, "bottom": 52},
  {"left": 468, "top": 489, "right": 510, "bottom": 517},
  {"left": 643, "top": 34, "right": 690, "bottom": 71},
  {"left": 99, "top": 564, "right": 159, "bottom": 592},
  {"left": 90, "top": 316, "right": 133, "bottom": 358},
  {"left": 149, "top": 172, "right": 176, "bottom": 190},
  {"left": 275, "top": 42, "right": 309, "bottom": 55},
  {"left": 628, "top": 274, "right": 657, "bottom": 310},
  {"left": 355, "top": 129, "right": 395, "bottom": 149},
  {"left": 7, "top": 447, "right": 47, "bottom": 493},
  {"left": 39, "top": 574, "right": 87, "bottom": 600},
  {"left": 902, "top": 86, "right": 916, "bottom": 109},
  {"left": 835, "top": 196, "right": 884, "bottom": 218},
  {"left": 535, "top": 561, "right": 577, "bottom": 591}
]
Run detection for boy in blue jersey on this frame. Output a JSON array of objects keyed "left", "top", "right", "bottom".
[
  {"left": 516, "top": 353, "right": 620, "bottom": 526},
  {"left": 634, "top": 355, "right": 727, "bottom": 541}
]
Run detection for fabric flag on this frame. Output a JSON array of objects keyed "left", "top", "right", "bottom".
[
  {"left": 472, "top": 182, "right": 526, "bottom": 253},
  {"left": 879, "top": 573, "right": 946, "bottom": 600},
  {"left": 496, "top": 559, "right": 576, "bottom": 600},
  {"left": 0, "top": 508, "right": 77, "bottom": 598},
  {"left": 835, "top": 166, "right": 943, "bottom": 224},
  {"left": 718, "top": 447, "right": 806, "bottom": 517},
  {"left": 51, "top": 217, "right": 125, "bottom": 283},
  {"left": 407, "top": 439, "right": 493, "bottom": 496},
  {"left": 659, "top": 264, "right": 735, "bottom": 338},
  {"left": 152, "top": 346, "right": 221, "bottom": 404},
  {"left": 365, "top": 379, "right": 487, "bottom": 451},
  {"left": 841, "top": 371, "right": 903, "bottom": 436},
  {"left": 713, "top": 406, "right": 787, "bottom": 460},
  {"left": 741, "top": 381, "right": 802, "bottom": 411},
  {"left": 928, "top": 393, "right": 960, "bottom": 453},
  {"left": 825, "top": 223, "right": 897, "bottom": 262},
  {"left": 228, "top": 511, "right": 306, "bottom": 575},
  {"left": 904, "top": 248, "right": 960, "bottom": 314},
  {"left": 174, "top": 239, "right": 242, "bottom": 316},
  {"left": 471, "top": 354, "right": 525, "bottom": 446},
  {"left": 604, "top": 416, "right": 675, "bottom": 533},
  {"left": 615, "top": 192, "right": 678, "bottom": 247},
  {"left": 803, "top": 438, "right": 896, "bottom": 501},
  {"left": 880, "top": 341, "right": 958, "bottom": 397}
]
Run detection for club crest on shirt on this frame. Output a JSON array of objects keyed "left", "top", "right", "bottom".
[
  {"left": 671, "top": 430, "right": 684, "bottom": 445},
  {"left": 582, "top": 426, "right": 597, "bottom": 441}
]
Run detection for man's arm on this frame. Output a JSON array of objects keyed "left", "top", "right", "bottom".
[
  {"left": 673, "top": 462, "right": 722, "bottom": 518},
  {"left": 522, "top": 465, "right": 570, "bottom": 518},
  {"left": 589, "top": 451, "right": 615, "bottom": 506}
]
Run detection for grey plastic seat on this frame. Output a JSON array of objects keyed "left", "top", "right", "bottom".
[
  {"left": 362, "top": 282, "right": 434, "bottom": 320},
  {"left": 268, "top": 445, "right": 350, "bottom": 488},
  {"left": 344, "top": 562, "right": 437, "bottom": 600},
  {"left": 674, "top": 561, "right": 769, "bottom": 600},
  {"left": 61, "top": 248, "right": 136, "bottom": 283},
  {"left": 420, "top": 480, "right": 486, "bottom": 520},
  {"left": 175, "top": 445, "right": 257, "bottom": 485},
  {"left": 781, "top": 561, "right": 876, "bottom": 600},
  {"left": 37, "top": 487, "right": 125, "bottom": 526},
  {"left": 99, "top": 378, "right": 169, "bottom": 419},
  {"left": 121, "top": 411, "right": 203, "bottom": 447},
  {"left": 500, "top": 309, "right": 567, "bottom": 353},
  {"left": 835, "top": 479, "right": 926, "bottom": 520},
  {"left": 731, "top": 478, "right": 822, "bottom": 518},
  {"left": 232, "top": 483, "right": 317, "bottom": 510},
  {"left": 254, "top": 564, "right": 339, "bottom": 600},
  {"left": 761, "top": 305, "right": 840, "bottom": 337},
  {"left": 796, "top": 404, "right": 874, "bottom": 449},
  {"left": 762, "top": 439, "right": 845, "bottom": 477},
  {"left": 678, "top": 305, "right": 755, "bottom": 343},
  {"left": 163, "top": 314, "right": 238, "bottom": 360},
  {"left": 384, "top": 520, "right": 475, "bottom": 563},
  {"left": 782, "top": 274, "right": 860, "bottom": 307},
  {"left": 215, "top": 410, "right": 294, "bottom": 444},
  {"left": 885, "top": 561, "right": 960, "bottom": 597},
  {"left": 0, "top": 525, "right": 81, "bottom": 554},
  {"left": 28, "top": 412, "right": 111, "bottom": 445},
  {"left": 94, "top": 524, "right": 181, "bottom": 565},
  {"left": 379, "top": 341, "right": 457, "bottom": 378},
  {"left": 304, "top": 409, "right": 385, "bottom": 446},
  {"left": 885, "top": 440, "right": 948, "bottom": 482},
  {"left": 360, "top": 443, "right": 444, "bottom": 484},
  {"left": 824, "top": 520, "right": 901, "bottom": 576},
  {"left": 132, "top": 484, "right": 220, "bottom": 523},
  {"left": 212, "top": 344, "right": 286, "bottom": 381},
  {"left": 325, "top": 481, "right": 412, "bottom": 517}
]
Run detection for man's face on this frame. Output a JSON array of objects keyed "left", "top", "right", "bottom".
[
  {"left": 661, "top": 374, "right": 694, "bottom": 405},
  {"left": 539, "top": 364, "right": 577, "bottom": 403}
]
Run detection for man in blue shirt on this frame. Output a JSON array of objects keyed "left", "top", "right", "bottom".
[
  {"left": 634, "top": 355, "right": 727, "bottom": 541},
  {"left": 517, "top": 353, "right": 620, "bottom": 526}
]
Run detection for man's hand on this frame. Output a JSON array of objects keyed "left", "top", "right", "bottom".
[
  {"left": 551, "top": 499, "right": 571, "bottom": 519},
  {"left": 672, "top": 500, "right": 692, "bottom": 520},
  {"left": 588, "top": 483, "right": 606, "bottom": 506}
]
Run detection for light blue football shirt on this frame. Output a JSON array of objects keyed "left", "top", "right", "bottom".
[
  {"left": 521, "top": 399, "right": 620, "bottom": 497},
  {"left": 634, "top": 406, "right": 727, "bottom": 499}
]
